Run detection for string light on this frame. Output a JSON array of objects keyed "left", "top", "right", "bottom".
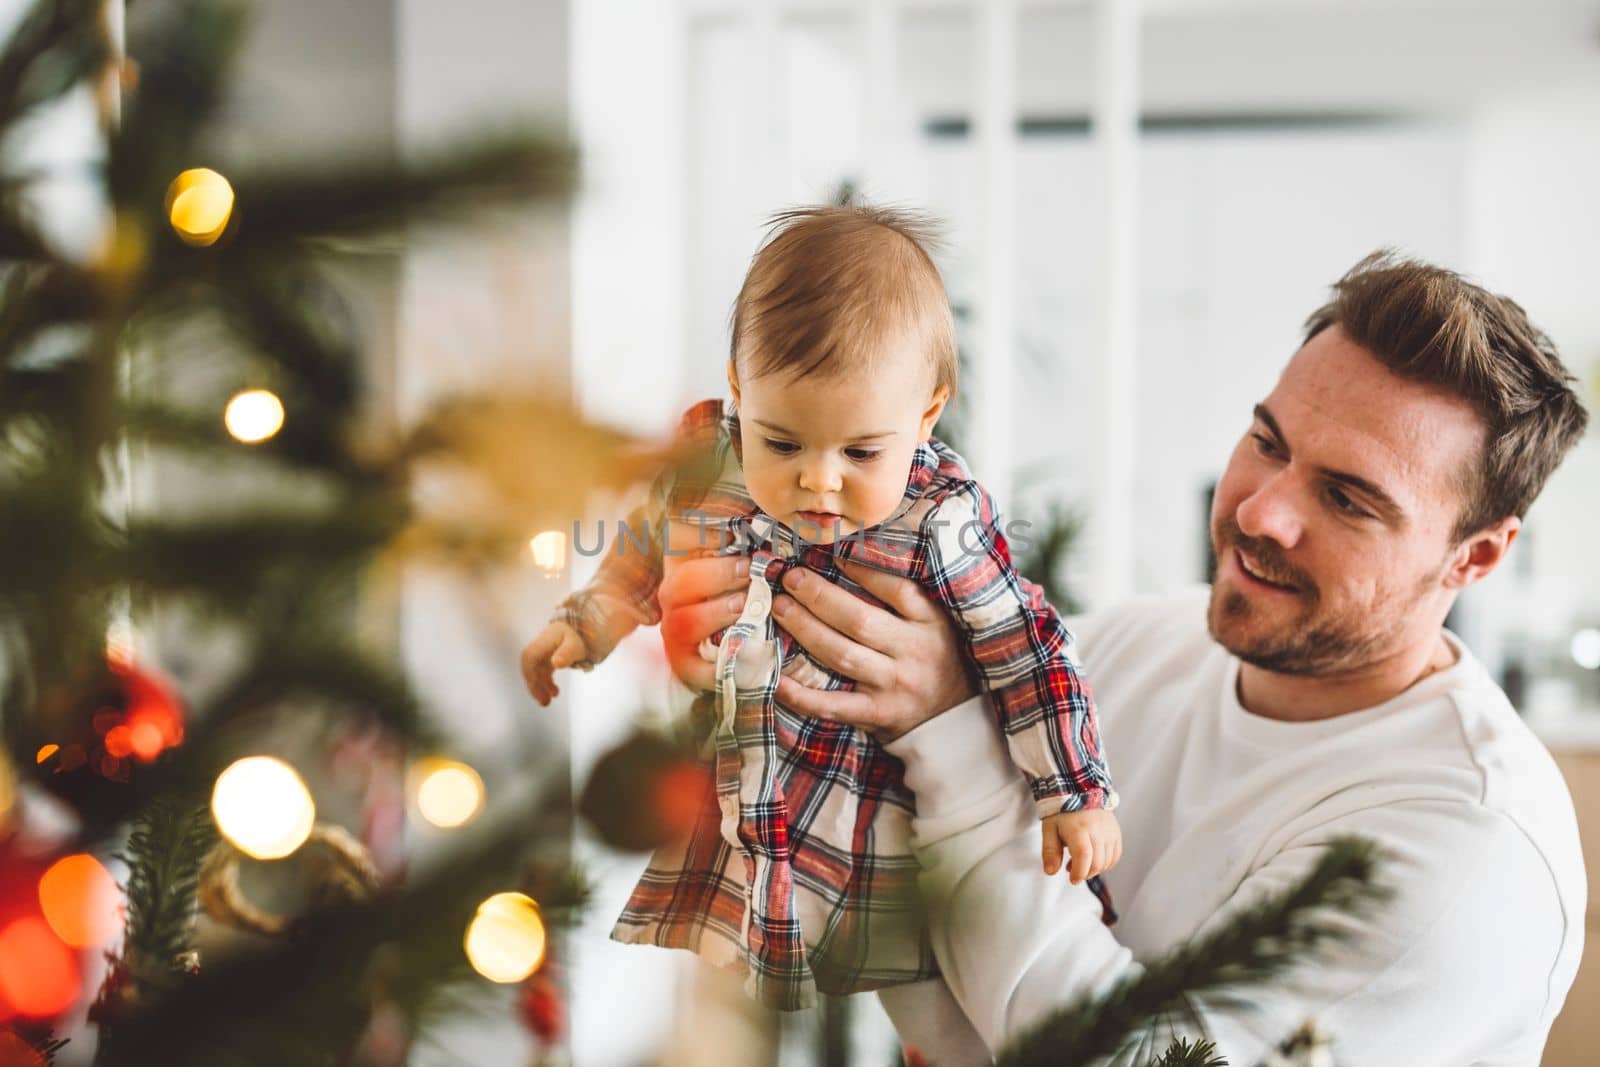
[
  {"left": 528, "top": 530, "right": 567, "bottom": 575},
  {"left": 464, "top": 892, "right": 547, "bottom": 983},
  {"left": 211, "top": 756, "right": 316, "bottom": 860},
  {"left": 0, "top": 918, "right": 79, "bottom": 1019},
  {"left": 38, "top": 854, "right": 120, "bottom": 949},
  {"left": 413, "top": 758, "right": 484, "bottom": 829},
  {"left": 166, "top": 167, "right": 235, "bottom": 246},
  {"left": 224, "top": 389, "right": 285, "bottom": 444}
]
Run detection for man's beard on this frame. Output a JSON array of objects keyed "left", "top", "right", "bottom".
[{"left": 1207, "top": 516, "right": 1424, "bottom": 677}]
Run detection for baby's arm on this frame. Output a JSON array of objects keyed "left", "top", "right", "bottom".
[
  {"left": 519, "top": 497, "right": 663, "bottom": 704},
  {"left": 520, "top": 618, "right": 590, "bottom": 706},
  {"left": 917, "top": 481, "right": 1118, "bottom": 875},
  {"left": 519, "top": 400, "right": 732, "bottom": 704}
]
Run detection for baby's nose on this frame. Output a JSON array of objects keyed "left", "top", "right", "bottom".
[{"left": 798, "top": 461, "right": 843, "bottom": 494}]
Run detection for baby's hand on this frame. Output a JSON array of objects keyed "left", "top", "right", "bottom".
[
  {"left": 1041, "top": 808, "right": 1122, "bottom": 883},
  {"left": 520, "top": 620, "right": 589, "bottom": 706}
]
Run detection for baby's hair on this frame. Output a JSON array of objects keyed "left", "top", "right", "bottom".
[{"left": 730, "top": 204, "right": 958, "bottom": 393}]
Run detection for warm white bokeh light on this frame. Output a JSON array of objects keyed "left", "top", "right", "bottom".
[
  {"left": 529, "top": 530, "right": 567, "bottom": 574},
  {"left": 1572, "top": 628, "right": 1600, "bottom": 671},
  {"left": 166, "top": 167, "right": 235, "bottom": 246},
  {"left": 211, "top": 756, "right": 316, "bottom": 860},
  {"left": 464, "top": 892, "right": 547, "bottom": 983},
  {"left": 224, "top": 389, "right": 285, "bottom": 444},
  {"left": 414, "top": 759, "right": 484, "bottom": 829}
]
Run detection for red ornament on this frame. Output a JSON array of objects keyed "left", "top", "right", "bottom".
[
  {"left": 902, "top": 1046, "right": 930, "bottom": 1067},
  {"left": 34, "top": 655, "right": 186, "bottom": 820},
  {"left": 653, "top": 762, "right": 712, "bottom": 841},
  {"left": 517, "top": 972, "right": 564, "bottom": 1044}
]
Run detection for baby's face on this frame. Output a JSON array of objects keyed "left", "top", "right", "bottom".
[{"left": 730, "top": 340, "right": 949, "bottom": 544}]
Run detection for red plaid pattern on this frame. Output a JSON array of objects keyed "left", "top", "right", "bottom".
[{"left": 561, "top": 400, "right": 1115, "bottom": 1009}]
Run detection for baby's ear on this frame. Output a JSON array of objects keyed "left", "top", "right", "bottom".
[
  {"left": 726, "top": 360, "right": 742, "bottom": 406},
  {"left": 920, "top": 384, "right": 952, "bottom": 437}
]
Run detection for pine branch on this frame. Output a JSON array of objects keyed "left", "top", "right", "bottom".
[
  {"left": 93, "top": 783, "right": 584, "bottom": 1067},
  {"left": 997, "top": 836, "right": 1386, "bottom": 1067},
  {"left": 114, "top": 799, "right": 216, "bottom": 976},
  {"left": 120, "top": 504, "right": 406, "bottom": 599},
  {"left": 1154, "top": 1038, "right": 1227, "bottom": 1067},
  {"left": 193, "top": 634, "right": 440, "bottom": 750},
  {"left": 0, "top": 0, "right": 107, "bottom": 134}
]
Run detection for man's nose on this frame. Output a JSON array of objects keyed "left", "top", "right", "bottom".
[
  {"left": 798, "top": 458, "right": 843, "bottom": 495},
  {"left": 1235, "top": 472, "right": 1304, "bottom": 549}
]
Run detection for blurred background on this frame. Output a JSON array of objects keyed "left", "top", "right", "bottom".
[{"left": 7, "top": 0, "right": 1598, "bottom": 1064}]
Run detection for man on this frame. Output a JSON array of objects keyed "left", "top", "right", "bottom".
[{"left": 656, "top": 253, "right": 1589, "bottom": 1064}]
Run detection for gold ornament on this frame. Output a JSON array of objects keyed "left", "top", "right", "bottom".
[{"left": 198, "top": 823, "right": 378, "bottom": 937}]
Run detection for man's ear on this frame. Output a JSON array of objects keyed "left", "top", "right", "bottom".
[
  {"left": 726, "top": 360, "right": 741, "bottom": 407},
  {"left": 1443, "top": 515, "right": 1520, "bottom": 590},
  {"left": 919, "top": 384, "right": 952, "bottom": 439}
]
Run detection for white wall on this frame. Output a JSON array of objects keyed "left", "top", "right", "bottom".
[{"left": 1458, "top": 69, "right": 1600, "bottom": 714}]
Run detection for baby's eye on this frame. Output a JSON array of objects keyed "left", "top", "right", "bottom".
[
  {"left": 764, "top": 438, "right": 799, "bottom": 456},
  {"left": 845, "top": 447, "right": 883, "bottom": 463}
]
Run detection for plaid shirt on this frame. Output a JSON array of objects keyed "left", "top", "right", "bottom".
[{"left": 560, "top": 399, "right": 1116, "bottom": 1010}]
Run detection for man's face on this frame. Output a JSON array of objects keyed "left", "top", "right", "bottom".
[{"left": 1208, "top": 325, "right": 1488, "bottom": 675}]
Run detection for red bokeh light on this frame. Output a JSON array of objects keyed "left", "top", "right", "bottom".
[{"left": 0, "top": 917, "right": 80, "bottom": 1020}]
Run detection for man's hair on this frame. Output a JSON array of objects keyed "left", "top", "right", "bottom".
[
  {"left": 730, "top": 205, "right": 958, "bottom": 392},
  {"left": 1304, "top": 250, "right": 1588, "bottom": 541}
]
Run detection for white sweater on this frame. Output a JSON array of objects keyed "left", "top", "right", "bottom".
[{"left": 885, "top": 592, "right": 1586, "bottom": 1066}]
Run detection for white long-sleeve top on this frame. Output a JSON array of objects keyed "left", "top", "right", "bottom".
[{"left": 885, "top": 592, "right": 1586, "bottom": 1066}]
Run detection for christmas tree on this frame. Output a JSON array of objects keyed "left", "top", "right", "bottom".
[
  {"left": 0, "top": 0, "right": 629, "bottom": 1061},
  {"left": 0, "top": 4, "right": 1384, "bottom": 1065}
]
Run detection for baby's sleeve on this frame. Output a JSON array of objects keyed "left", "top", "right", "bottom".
[
  {"left": 918, "top": 482, "right": 1116, "bottom": 820},
  {"left": 555, "top": 400, "right": 727, "bottom": 665}
]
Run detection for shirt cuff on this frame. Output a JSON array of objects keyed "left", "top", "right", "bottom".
[{"left": 884, "top": 695, "right": 1020, "bottom": 820}]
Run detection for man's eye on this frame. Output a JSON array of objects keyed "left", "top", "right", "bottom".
[
  {"left": 763, "top": 438, "right": 799, "bottom": 456},
  {"left": 1327, "top": 485, "right": 1369, "bottom": 517},
  {"left": 845, "top": 447, "right": 883, "bottom": 463},
  {"left": 1251, "top": 433, "right": 1280, "bottom": 457}
]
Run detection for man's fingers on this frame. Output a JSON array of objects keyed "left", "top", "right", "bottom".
[
  {"left": 662, "top": 591, "right": 747, "bottom": 651},
  {"left": 772, "top": 594, "right": 894, "bottom": 686},
  {"left": 775, "top": 676, "right": 882, "bottom": 729},
  {"left": 658, "top": 543, "right": 749, "bottom": 610},
  {"left": 780, "top": 568, "right": 898, "bottom": 655},
  {"left": 837, "top": 560, "right": 940, "bottom": 623},
  {"left": 670, "top": 655, "right": 716, "bottom": 693}
]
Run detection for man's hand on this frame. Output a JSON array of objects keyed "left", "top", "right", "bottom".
[
  {"left": 658, "top": 519, "right": 748, "bottom": 691},
  {"left": 769, "top": 561, "right": 976, "bottom": 742}
]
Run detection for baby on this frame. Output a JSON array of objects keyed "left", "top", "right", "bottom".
[{"left": 522, "top": 205, "right": 1119, "bottom": 1012}]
